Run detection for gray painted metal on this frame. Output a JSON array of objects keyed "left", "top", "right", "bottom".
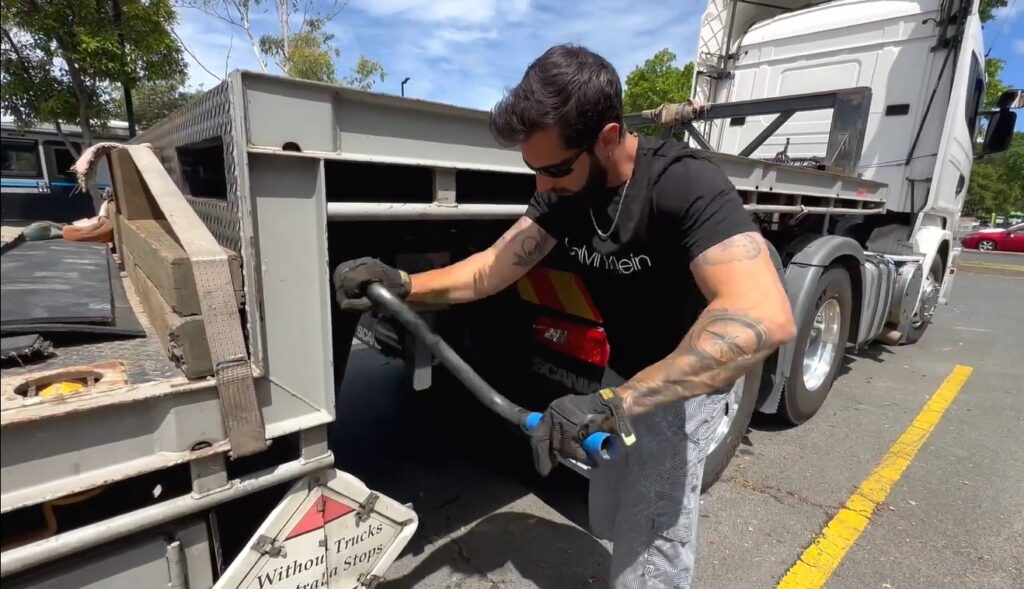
[
  {"left": 327, "top": 202, "right": 528, "bottom": 220},
  {"left": 326, "top": 202, "right": 885, "bottom": 222},
  {"left": 857, "top": 254, "right": 896, "bottom": 348},
  {"left": 757, "top": 236, "right": 865, "bottom": 414},
  {"left": 626, "top": 87, "right": 874, "bottom": 176},
  {"left": 1, "top": 455, "right": 334, "bottom": 578},
  {"left": 786, "top": 234, "right": 865, "bottom": 268},
  {"left": 5, "top": 519, "right": 212, "bottom": 589},
  {"left": 0, "top": 70, "right": 894, "bottom": 581},
  {"left": 888, "top": 262, "right": 923, "bottom": 341}
]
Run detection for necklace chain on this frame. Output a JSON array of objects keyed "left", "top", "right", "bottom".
[{"left": 590, "top": 177, "right": 631, "bottom": 240}]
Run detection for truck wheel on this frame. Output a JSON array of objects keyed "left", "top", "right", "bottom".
[
  {"left": 701, "top": 369, "right": 758, "bottom": 492},
  {"left": 780, "top": 266, "right": 852, "bottom": 425},
  {"left": 904, "top": 258, "right": 942, "bottom": 345}
]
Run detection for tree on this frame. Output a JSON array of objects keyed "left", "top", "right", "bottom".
[
  {"left": 623, "top": 49, "right": 695, "bottom": 114},
  {"left": 984, "top": 57, "right": 1009, "bottom": 108},
  {"left": 979, "top": 0, "right": 1007, "bottom": 23},
  {"left": 965, "top": 132, "right": 1024, "bottom": 217},
  {"left": 181, "top": 0, "right": 386, "bottom": 89},
  {"left": 259, "top": 18, "right": 340, "bottom": 83},
  {"left": 1, "top": 0, "right": 185, "bottom": 151},
  {"left": 116, "top": 72, "right": 203, "bottom": 129},
  {"left": 345, "top": 56, "right": 386, "bottom": 91}
]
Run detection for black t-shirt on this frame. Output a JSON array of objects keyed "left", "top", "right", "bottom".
[{"left": 526, "top": 136, "right": 757, "bottom": 377}]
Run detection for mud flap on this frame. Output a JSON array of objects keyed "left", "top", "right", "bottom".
[{"left": 215, "top": 469, "right": 417, "bottom": 589}]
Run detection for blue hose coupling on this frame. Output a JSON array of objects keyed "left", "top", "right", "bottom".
[{"left": 523, "top": 412, "right": 616, "bottom": 461}]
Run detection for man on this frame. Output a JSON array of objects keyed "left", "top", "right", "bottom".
[{"left": 334, "top": 44, "right": 796, "bottom": 588}]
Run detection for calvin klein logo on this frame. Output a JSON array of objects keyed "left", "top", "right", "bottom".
[{"left": 566, "top": 239, "right": 653, "bottom": 275}]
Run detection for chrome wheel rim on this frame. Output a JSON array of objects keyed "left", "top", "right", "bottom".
[
  {"left": 707, "top": 377, "right": 742, "bottom": 457},
  {"left": 978, "top": 240, "right": 995, "bottom": 251},
  {"left": 803, "top": 299, "right": 842, "bottom": 391},
  {"left": 912, "top": 268, "right": 941, "bottom": 328}
]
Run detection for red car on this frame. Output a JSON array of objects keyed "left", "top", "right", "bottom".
[{"left": 960, "top": 223, "right": 1024, "bottom": 252}]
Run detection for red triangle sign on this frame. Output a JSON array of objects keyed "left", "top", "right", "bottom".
[{"left": 285, "top": 494, "right": 355, "bottom": 540}]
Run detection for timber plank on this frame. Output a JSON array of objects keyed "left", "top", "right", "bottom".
[
  {"left": 120, "top": 218, "right": 242, "bottom": 316},
  {"left": 124, "top": 251, "right": 213, "bottom": 379}
]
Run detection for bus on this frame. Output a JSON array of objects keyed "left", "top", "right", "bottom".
[{"left": 1, "top": 118, "right": 129, "bottom": 223}]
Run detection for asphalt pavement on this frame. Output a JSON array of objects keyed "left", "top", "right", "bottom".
[{"left": 329, "top": 249, "right": 1023, "bottom": 589}]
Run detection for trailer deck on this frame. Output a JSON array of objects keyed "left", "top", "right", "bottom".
[{"left": 1, "top": 69, "right": 887, "bottom": 532}]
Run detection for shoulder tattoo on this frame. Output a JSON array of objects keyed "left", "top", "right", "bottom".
[{"left": 695, "top": 232, "right": 762, "bottom": 266}]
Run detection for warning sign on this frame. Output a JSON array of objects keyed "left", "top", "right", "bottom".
[{"left": 217, "top": 470, "right": 417, "bottom": 589}]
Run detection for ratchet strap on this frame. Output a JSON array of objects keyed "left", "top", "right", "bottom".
[{"left": 124, "top": 145, "right": 268, "bottom": 457}]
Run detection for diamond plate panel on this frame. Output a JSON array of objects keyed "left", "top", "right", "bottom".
[
  {"left": 133, "top": 77, "right": 263, "bottom": 366},
  {"left": 134, "top": 80, "right": 241, "bottom": 252}
]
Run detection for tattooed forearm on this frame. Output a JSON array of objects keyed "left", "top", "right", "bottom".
[
  {"left": 617, "top": 308, "right": 773, "bottom": 416},
  {"left": 511, "top": 230, "right": 553, "bottom": 267},
  {"left": 407, "top": 217, "right": 555, "bottom": 304}
]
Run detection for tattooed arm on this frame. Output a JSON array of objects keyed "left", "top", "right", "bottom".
[
  {"left": 616, "top": 232, "right": 797, "bottom": 416},
  {"left": 407, "top": 216, "right": 556, "bottom": 305}
]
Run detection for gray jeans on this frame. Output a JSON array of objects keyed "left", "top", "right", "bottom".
[{"left": 589, "top": 372, "right": 728, "bottom": 589}]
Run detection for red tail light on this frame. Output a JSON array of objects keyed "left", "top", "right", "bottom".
[{"left": 532, "top": 316, "right": 610, "bottom": 367}]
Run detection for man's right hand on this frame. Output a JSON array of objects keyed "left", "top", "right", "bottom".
[{"left": 333, "top": 257, "right": 410, "bottom": 312}]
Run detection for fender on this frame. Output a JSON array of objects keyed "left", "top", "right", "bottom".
[
  {"left": 911, "top": 225, "right": 954, "bottom": 304},
  {"left": 758, "top": 235, "right": 864, "bottom": 414}
]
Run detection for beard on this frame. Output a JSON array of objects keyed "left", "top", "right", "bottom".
[
  {"left": 581, "top": 153, "right": 609, "bottom": 196},
  {"left": 554, "top": 153, "right": 609, "bottom": 196}
]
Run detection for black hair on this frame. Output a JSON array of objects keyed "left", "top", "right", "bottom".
[{"left": 489, "top": 44, "right": 623, "bottom": 149}]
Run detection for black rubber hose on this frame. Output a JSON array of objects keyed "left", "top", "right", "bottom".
[{"left": 364, "top": 283, "right": 530, "bottom": 426}]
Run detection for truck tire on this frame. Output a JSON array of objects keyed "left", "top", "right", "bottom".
[
  {"left": 903, "top": 258, "right": 942, "bottom": 345},
  {"left": 780, "top": 265, "right": 852, "bottom": 425},
  {"left": 701, "top": 370, "right": 758, "bottom": 492}
]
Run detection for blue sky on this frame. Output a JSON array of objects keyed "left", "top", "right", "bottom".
[{"left": 174, "top": 0, "right": 1022, "bottom": 112}]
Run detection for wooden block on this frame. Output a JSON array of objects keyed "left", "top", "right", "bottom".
[
  {"left": 124, "top": 251, "right": 213, "bottom": 379},
  {"left": 120, "top": 218, "right": 243, "bottom": 317},
  {"left": 109, "top": 199, "right": 124, "bottom": 271},
  {"left": 109, "top": 149, "right": 162, "bottom": 221}
]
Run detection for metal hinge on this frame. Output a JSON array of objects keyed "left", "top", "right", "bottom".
[
  {"left": 355, "top": 492, "right": 379, "bottom": 525},
  {"left": 252, "top": 534, "right": 287, "bottom": 558},
  {"left": 359, "top": 573, "right": 383, "bottom": 588}
]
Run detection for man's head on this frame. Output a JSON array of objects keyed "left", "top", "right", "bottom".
[{"left": 490, "top": 44, "right": 626, "bottom": 195}]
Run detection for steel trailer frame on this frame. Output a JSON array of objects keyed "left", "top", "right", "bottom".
[{"left": 1, "top": 71, "right": 890, "bottom": 581}]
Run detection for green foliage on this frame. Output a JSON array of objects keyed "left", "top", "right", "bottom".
[
  {"left": 979, "top": 0, "right": 1008, "bottom": 23},
  {"left": 623, "top": 49, "right": 694, "bottom": 114},
  {"left": 966, "top": 132, "right": 1024, "bottom": 217},
  {"left": 260, "top": 19, "right": 341, "bottom": 84},
  {"left": 984, "top": 58, "right": 1008, "bottom": 109},
  {"left": 622, "top": 49, "right": 695, "bottom": 138},
  {"left": 344, "top": 56, "right": 386, "bottom": 91},
  {"left": 116, "top": 73, "right": 202, "bottom": 129},
  {"left": 0, "top": 0, "right": 184, "bottom": 145}
]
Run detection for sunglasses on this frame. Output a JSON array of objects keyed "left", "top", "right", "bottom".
[{"left": 523, "top": 145, "right": 590, "bottom": 178}]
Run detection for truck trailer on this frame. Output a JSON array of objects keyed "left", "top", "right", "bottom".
[{"left": 0, "top": 0, "right": 1018, "bottom": 586}]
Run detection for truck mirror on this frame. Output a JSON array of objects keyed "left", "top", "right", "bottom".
[
  {"left": 996, "top": 89, "right": 1024, "bottom": 110},
  {"left": 982, "top": 109, "right": 1016, "bottom": 154}
]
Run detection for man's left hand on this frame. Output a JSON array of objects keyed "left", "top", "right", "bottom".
[{"left": 529, "top": 388, "right": 635, "bottom": 476}]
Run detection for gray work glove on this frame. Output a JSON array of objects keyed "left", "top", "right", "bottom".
[
  {"left": 333, "top": 257, "right": 411, "bottom": 312},
  {"left": 530, "top": 388, "right": 636, "bottom": 476}
]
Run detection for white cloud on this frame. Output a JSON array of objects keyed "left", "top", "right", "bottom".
[
  {"left": 175, "top": 0, "right": 706, "bottom": 110},
  {"left": 350, "top": 0, "right": 530, "bottom": 25},
  {"left": 994, "top": 2, "right": 1020, "bottom": 20},
  {"left": 1015, "top": 38, "right": 1024, "bottom": 55}
]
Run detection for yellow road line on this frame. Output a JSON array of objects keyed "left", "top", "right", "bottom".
[
  {"left": 960, "top": 261, "right": 1024, "bottom": 272},
  {"left": 776, "top": 365, "right": 974, "bottom": 589}
]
